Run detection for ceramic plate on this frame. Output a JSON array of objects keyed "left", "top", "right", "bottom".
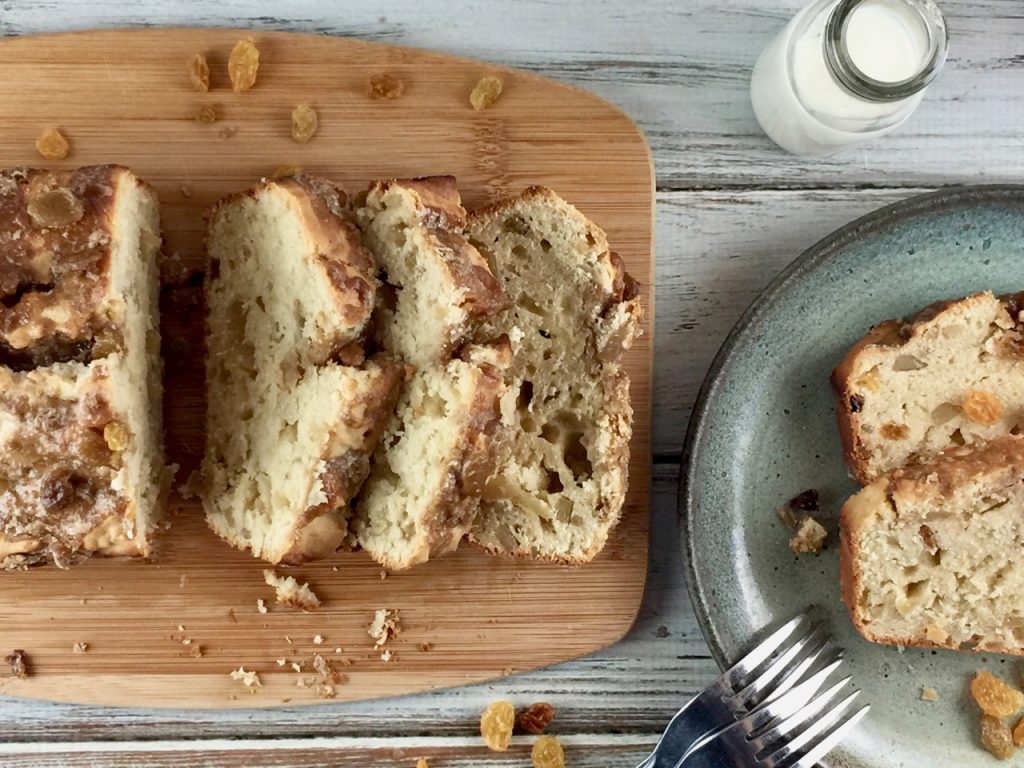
[{"left": 680, "top": 186, "right": 1024, "bottom": 767}]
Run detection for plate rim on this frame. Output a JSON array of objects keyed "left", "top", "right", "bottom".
[{"left": 677, "top": 183, "right": 1024, "bottom": 671}]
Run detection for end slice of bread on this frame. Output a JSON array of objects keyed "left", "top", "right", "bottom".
[
  {"left": 841, "top": 434, "right": 1024, "bottom": 655},
  {"left": 0, "top": 166, "right": 167, "bottom": 568},
  {"left": 832, "top": 291, "right": 1024, "bottom": 485},
  {"left": 465, "top": 187, "right": 642, "bottom": 564},
  {"left": 202, "top": 174, "right": 403, "bottom": 564},
  {"left": 354, "top": 176, "right": 508, "bottom": 367},
  {"left": 353, "top": 339, "right": 511, "bottom": 570}
]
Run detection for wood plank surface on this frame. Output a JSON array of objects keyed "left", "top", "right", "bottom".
[
  {"left": 3, "top": 0, "right": 1022, "bottom": 189},
  {"left": 0, "top": 28, "right": 653, "bottom": 709}
]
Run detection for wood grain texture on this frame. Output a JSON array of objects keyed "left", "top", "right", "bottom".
[
  {"left": 0, "top": 28, "right": 653, "bottom": 709},
  {"left": 2, "top": 0, "right": 1022, "bottom": 189}
]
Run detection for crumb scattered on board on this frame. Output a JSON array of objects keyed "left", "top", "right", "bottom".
[
  {"left": 257, "top": 598, "right": 267, "bottom": 614},
  {"left": 313, "top": 634, "right": 324, "bottom": 645},
  {"left": 369, "top": 608, "right": 400, "bottom": 660},
  {"left": 264, "top": 569, "right": 320, "bottom": 610},
  {"left": 777, "top": 488, "right": 828, "bottom": 554},
  {"left": 229, "top": 667, "right": 261, "bottom": 689},
  {"left": 72, "top": 642, "right": 88, "bottom": 654},
  {"left": 789, "top": 517, "right": 828, "bottom": 554},
  {"left": 921, "top": 687, "right": 939, "bottom": 702},
  {"left": 6, "top": 650, "right": 28, "bottom": 678}
]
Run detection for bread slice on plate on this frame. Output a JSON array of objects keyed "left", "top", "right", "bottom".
[
  {"left": 352, "top": 339, "right": 511, "bottom": 570},
  {"left": 0, "top": 165, "right": 167, "bottom": 568},
  {"left": 465, "top": 187, "right": 642, "bottom": 564},
  {"left": 832, "top": 291, "right": 1024, "bottom": 485},
  {"left": 841, "top": 434, "right": 1024, "bottom": 655},
  {"left": 353, "top": 176, "right": 507, "bottom": 367},
  {"left": 202, "top": 174, "right": 404, "bottom": 565}
]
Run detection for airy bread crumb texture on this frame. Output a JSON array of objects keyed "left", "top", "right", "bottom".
[
  {"left": 465, "top": 187, "right": 641, "bottom": 563},
  {"left": 832, "top": 291, "right": 1024, "bottom": 484},
  {"left": 263, "top": 569, "right": 320, "bottom": 610},
  {"left": 842, "top": 435, "right": 1024, "bottom": 654},
  {"left": 202, "top": 175, "right": 402, "bottom": 564}
]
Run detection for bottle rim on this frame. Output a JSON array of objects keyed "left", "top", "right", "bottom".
[{"left": 824, "top": 0, "right": 949, "bottom": 102}]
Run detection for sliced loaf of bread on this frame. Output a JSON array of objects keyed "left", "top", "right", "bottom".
[
  {"left": 0, "top": 166, "right": 167, "bottom": 568},
  {"left": 465, "top": 187, "right": 642, "bottom": 563},
  {"left": 202, "top": 174, "right": 404, "bottom": 564},
  {"left": 832, "top": 291, "right": 1024, "bottom": 485},
  {"left": 351, "top": 177, "right": 511, "bottom": 570},
  {"left": 841, "top": 434, "right": 1024, "bottom": 654}
]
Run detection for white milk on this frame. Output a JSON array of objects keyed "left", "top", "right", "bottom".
[{"left": 751, "top": 0, "right": 940, "bottom": 156}]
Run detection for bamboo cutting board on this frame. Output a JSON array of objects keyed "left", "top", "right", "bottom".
[{"left": 0, "top": 28, "right": 653, "bottom": 708}]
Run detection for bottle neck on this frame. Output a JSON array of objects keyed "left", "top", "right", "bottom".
[{"left": 823, "top": 0, "right": 948, "bottom": 103}]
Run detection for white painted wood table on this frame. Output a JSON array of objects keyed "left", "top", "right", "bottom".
[{"left": 1, "top": 1, "right": 1021, "bottom": 765}]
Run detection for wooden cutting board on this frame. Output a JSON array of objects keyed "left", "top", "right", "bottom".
[{"left": 0, "top": 28, "right": 653, "bottom": 708}]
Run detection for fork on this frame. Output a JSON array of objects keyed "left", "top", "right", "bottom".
[
  {"left": 676, "top": 659, "right": 869, "bottom": 768},
  {"left": 637, "top": 610, "right": 840, "bottom": 768}
]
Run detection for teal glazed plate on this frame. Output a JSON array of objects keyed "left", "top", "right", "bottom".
[{"left": 680, "top": 186, "right": 1024, "bottom": 767}]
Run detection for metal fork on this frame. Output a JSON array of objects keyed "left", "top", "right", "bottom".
[
  {"left": 676, "top": 660, "right": 869, "bottom": 768},
  {"left": 637, "top": 610, "right": 840, "bottom": 768}
]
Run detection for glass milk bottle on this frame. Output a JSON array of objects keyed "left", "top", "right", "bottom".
[{"left": 750, "top": 0, "right": 948, "bottom": 156}]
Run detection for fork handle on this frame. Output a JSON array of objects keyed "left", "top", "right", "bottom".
[{"left": 647, "top": 700, "right": 725, "bottom": 768}]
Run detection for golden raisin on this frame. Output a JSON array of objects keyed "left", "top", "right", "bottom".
[
  {"left": 35, "top": 128, "right": 70, "bottom": 159},
  {"left": 188, "top": 53, "right": 210, "bottom": 91},
  {"left": 531, "top": 735, "right": 565, "bottom": 768},
  {"left": 518, "top": 702, "right": 556, "bottom": 734},
  {"left": 981, "top": 714, "right": 1016, "bottom": 760},
  {"left": 416, "top": 760, "right": 429, "bottom": 768},
  {"left": 1014, "top": 716, "right": 1024, "bottom": 747},
  {"left": 291, "top": 104, "right": 318, "bottom": 143},
  {"left": 103, "top": 421, "right": 130, "bottom": 452},
  {"left": 196, "top": 105, "right": 218, "bottom": 124},
  {"left": 228, "top": 37, "right": 260, "bottom": 92},
  {"left": 962, "top": 390, "right": 1003, "bottom": 425},
  {"left": 480, "top": 700, "right": 515, "bottom": 752},
  {"left": 879, "top": 422, "right": 909, "bottom": 440},
  {"left": 855, "top": 368, "right": 881, "bottom": 392},
  {"left": 27, "top": 188, "right": 84, "bottom": 228},
  {"left": 972, "top": 671, "right": 1024, "bottom": 717},
  {"left": 470, "top": 76, "right": 503, "bottom": 111},
  {"left": 272, "top": 165, "right": 303, "bottom": 178},
  {"left": 367, "top": 73, "right": 404, "bottom": 99}
]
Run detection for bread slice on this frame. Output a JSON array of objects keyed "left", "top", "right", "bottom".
[
  {"left": 353, "top": 176, "right": 507, "bottom": 366},
  {"left": 202, "top": 174, "right": 404, "bottom": 564},
  {"left": 352, "top": 339, "right": 511, "bottom": 570},
  {"left": 841, "top": 434, "right": 1024, "bottom": 654},
  {"left": 0, "top": 166, "right": 167, "bottom": 567},
  {"left": 832, "top": 291, "right": 1024, "bottom": 485},
  {"left": 465, "top": 187, "right": 642, "bottom": 563}
]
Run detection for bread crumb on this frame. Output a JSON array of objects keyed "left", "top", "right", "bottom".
[
  {"left": 789, "top": 516, "right": 827, "bottom": 554},
  {"left": 179, "top": 574, "right": 187, "bottom": 588},
  {"left": 5, "top": 650, "right": 28, "bottom": 678},
  {"left": 334, "top": 647, "right": 342, "bottom": 654},
  {"left": 419, "top": 642, "right": 433, "bottom": 652},
  {"left": 180, "top": 184, "right": 194, "bottom": 199},
  {"left": 276, "top": 658, "right": 286, "bottom": 667},
  {"left": 470, "top": 76, "right": 503, "bottom": 110},
  {"left": 291, "top": 662, "right": 302, "bottom": 673},
  {"left": 79, "top": 598, "right": 87, "bottom": 606},
  {"left": 380, "top": 570, "right": 388, "bottom": 580},
  {"left": 285, "top": 635, "right": 293, "bottom": 644},
  {"left": 189, "top": 645, "right": 204, "bottom": 658},
  {"left": 257, "top": 598, "right": 267, "bottom": 615},
  {"left": 921, "top": 687, "right": 939, "bottom": 701},
  {"left": 182, "top": 637, "right": 192, "bottom": 646},
  {"left": 369, "top": 608, "right": 400, "bottom": 648},
  {"left": 72, "top": 642, "right": 88, "bottom": 654},
  {"left": 264, "top": 570, "right": 321, "bottom": 611},
  {"left": 380, "top": 649, "right": 393, "bottom": 662},
  {"left": 177, "top": 625, "right": 185, "bottom": 632},
  {"left": 313, "top": 634, "right": 324, "bottom": 645},
  {"left": 331, "top": 565, "right": 339, "bottom": 572},
  {"left": 229, "top": 667, "right": 261, "bottom": 688}
]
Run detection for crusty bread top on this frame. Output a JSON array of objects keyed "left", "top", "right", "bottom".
[
  {"left": 831, "top": 291, "right": 1024, "bottom": 485},
  {"left": 0, "top": 165, "right": 149, "bottom": 369}
]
